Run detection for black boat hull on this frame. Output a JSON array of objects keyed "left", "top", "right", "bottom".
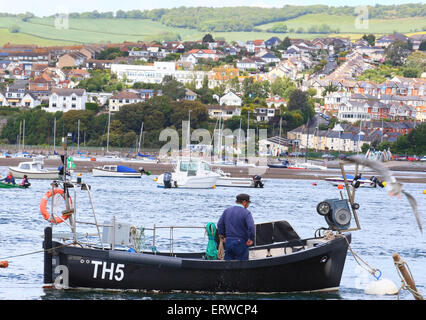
[{"left": 45, "top": 233, "right": 351, "bottom": 293}]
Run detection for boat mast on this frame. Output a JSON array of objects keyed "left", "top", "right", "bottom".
[
  {"left": 18, "top": 121, "right": 22, "bottom": 152},
  {"left": 77, "top": 119, "right": 80, "bottom": 152},
  {"left": 106, "top": 109, "right": 111, "bottom": 153},
  {"left": 237, "top": 118, "right": 242, "bottom": 163},
  {"left": 53, "top": 117, "right": 56, "bottom": 153},
  {"left": 22, "top": 119, "right": 25, "bottom": 152},
  {"left": 138, "top": 121, "right": 144, "bottom": 154}
]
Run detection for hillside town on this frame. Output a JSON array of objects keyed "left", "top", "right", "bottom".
[{"left": 0, "top": 32, "right": 425, "bottom": 154}]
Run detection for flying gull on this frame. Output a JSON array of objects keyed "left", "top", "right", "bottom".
[{"left": 346, "top": 155, "right": 422, "bottom": 233}]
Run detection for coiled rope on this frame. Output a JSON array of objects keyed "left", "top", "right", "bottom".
[{"left": 394, "top": 259, "right": 424, "bottom": 300}]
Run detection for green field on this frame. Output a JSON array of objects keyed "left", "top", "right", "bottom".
[
  {"left": 0, "top": 13, "right": 423, "bottom": 46},
  {"left": 257, "top": 13, "right": 426, "bottom": 34}
]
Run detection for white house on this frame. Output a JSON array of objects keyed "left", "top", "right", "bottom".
[
  {"left": 111, "top": 62, "right": 208, "bottom": 89},
  {"left": 337, "top": 101, "right": 371, "bottom": 123},
  {"left": 219, "top": 91, "right": 242, "bottom": 106},
  {"left": 47, "top": 88, "right": 87, "bottom": 113},
  {"left": 0, "top": 89, "right": 40, "bottom": 108}
]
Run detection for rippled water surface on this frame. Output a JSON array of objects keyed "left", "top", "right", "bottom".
[{"left": 0, "top": 166, "right": 424, "bottom": 300}]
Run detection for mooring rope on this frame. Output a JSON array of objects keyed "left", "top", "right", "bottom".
[
  {"left": 333, "top": 232, "right": 381, "bottom": 279},
  {"left": 394, "top": 259, "right": 425, "bottom": 300},
  {"left": 0, "top": 243, "right": 74, "bottom": 262}
]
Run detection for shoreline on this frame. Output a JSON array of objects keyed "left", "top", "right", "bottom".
[{"left": 1, "top": 158, "right": 425, "bottom": 184}]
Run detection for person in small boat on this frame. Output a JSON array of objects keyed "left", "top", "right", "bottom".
[
  {"left": 217, "top": 194, "right": 255, "bottom": 261},
  {"left": 20, "top": 175, "right": 31, "bottom": 188},
  {"left": 0, "top": 172, "right": 16, "bottom": 185}
]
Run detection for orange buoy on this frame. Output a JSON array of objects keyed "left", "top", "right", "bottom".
[
  {"left": 337, "top": 184, "right": 344, "bottom": 190},
  {"left": 0, "top": 261, "right": 8, "bottom": 268},
  {"left": 312, "top": 182, "right": 317, "bottom": 186},
  {"left": 40, "top": 189, "right": 73, "bottom": 224}
]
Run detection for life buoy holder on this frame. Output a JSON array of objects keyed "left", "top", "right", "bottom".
[{"left": 40, "top": 189, "right": 73, "bottom": 224}]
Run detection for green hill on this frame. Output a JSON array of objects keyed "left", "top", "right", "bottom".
[{"left": 0, "top": 4, "right": 424, "bottom": 46}]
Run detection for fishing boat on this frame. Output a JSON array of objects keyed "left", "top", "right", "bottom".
[
  {"left": 215, "top": 169, "right": 264, "bottom": 188},
  {"left": 325, "top": 174, "right": 382, "bottom": 188},
  {"left": 8, "top": 157, "right": 59, "bottom": 179},
  {"left": 92, "top": 165, "right": 144, "bottom": 178},
  {"left": 41, "top": 138, "right": 373, "bottom": 293},
  {"left": 156, "top": 158, "right": 220, "bottom": 189}
]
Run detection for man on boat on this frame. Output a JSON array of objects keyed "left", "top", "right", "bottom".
[
  {"left": 0, "top": 172, "right": 16, "bottom": 185},
  {"left": 217, "top": 194, "right": 255, "bottom": 261}
]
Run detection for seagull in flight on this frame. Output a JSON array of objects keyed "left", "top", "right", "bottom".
[{"left": 347, "top": 155, "right": 422, "bottom": 233}]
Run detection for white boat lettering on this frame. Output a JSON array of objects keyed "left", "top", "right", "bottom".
[{"left": 91, "top": 261, "right": 125, "bottom": 281}]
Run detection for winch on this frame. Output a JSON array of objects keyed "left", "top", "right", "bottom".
[{"left": 316, "top": 198, "right": 355, "bottom": 231}]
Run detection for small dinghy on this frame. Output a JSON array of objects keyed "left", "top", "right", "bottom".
[{"left": 0, "top": 182, "right": 27, "bottom": 189}]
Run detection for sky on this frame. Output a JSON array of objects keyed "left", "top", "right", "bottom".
[{"left": 0, "top": 0, "right": 422, "bottom": 16}]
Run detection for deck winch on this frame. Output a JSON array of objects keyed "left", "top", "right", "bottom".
[{"left": 316, "top": 199, "right": 353, "bottom": 231}]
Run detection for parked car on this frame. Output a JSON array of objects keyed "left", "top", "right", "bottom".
[
  {"left": 338, "top": 154, "right": 348, "bottom": 160},
  {"left": 289, "top": 152, "right": 306, "bottom": 157},
  {"left": 393, "top": 155, "right": 407, "bottom": 161},
  {"left": 407, "top": 155, "right": 420, "bottom": 162},
  {"left": 321, "top": 154, "right": 335, "bottom": 160},
  {"left": 420, "top": 156, "right": 426, "bottom": 162}
]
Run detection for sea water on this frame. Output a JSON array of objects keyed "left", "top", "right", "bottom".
[{"left": 0, "top": 167, "right": 424, "bottom": 300}]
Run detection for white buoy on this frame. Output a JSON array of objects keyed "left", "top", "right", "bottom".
[{"left": 365, "top": 279, "right": 399, "bottom": 295}]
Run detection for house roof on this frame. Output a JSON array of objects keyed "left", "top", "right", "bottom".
[{"left": 51, "top": 88, "right": 86, "bottom": 96}]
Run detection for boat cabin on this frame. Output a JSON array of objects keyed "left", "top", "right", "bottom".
[
  {"left": 18, "top": 161, "right": 44, "bottom": 171},
  {"left": 177, "top": 159, "right": 212, "bottom": 176}
]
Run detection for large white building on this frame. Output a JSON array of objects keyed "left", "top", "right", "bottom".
[
  {"left": 111, "top": 62, "right": 208, "bottom": 89},
  {"left": 46, "top": 88, "right": 87, "bottom": 113}
]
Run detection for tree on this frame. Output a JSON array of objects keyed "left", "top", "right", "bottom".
[
  {"left": 161, "top": 76, "right": 186, "bottom": 101},
  {"left": 202, "top": 34, "right": 215, "bottom": 43},
  {"left": 280, "top": 37, "right": 291, "bottom": 50},
  {"left": 419, "top": 40, "right": 426, "bottom": 51},
  {"left": 288, "top": 89, "right": 314, "bottom": 122},
  {"left": 362, "top": 34, "right": 376, "bottom": 46},
  {"left": 385, "top": 40, "right": 412, "bottom": 66}
]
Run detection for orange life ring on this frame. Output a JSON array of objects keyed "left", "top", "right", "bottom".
[{"left": 40, "top": 189, "right": 73, "bottom": 224}]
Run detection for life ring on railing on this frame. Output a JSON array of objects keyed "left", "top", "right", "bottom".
[{"left": 40, "top": 189, "right": 73, "bottom": 224}]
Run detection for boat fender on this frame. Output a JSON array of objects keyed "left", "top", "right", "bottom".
[
  {"left": 365, "top": 278, "right": 398, "bottom": 295},
  {"left": 40, "top": 189, "right": 73, "bottom": 224}
]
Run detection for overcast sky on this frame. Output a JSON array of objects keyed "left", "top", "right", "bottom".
[{"left": 0, "top": 0, "right": 421, "bottom": 16}]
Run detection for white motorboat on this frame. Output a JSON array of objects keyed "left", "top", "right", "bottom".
[
  {"left": 8, "top": 157, "right": 59, "bottom": 179},
  {"left": 215, "top": 169, "right": 264, "bottom": 188},
  {"left": 157, "top": 158, "right": 219, "bottom": 189},
  {"left": 287, "top": 161, "right": 328, "bottom": 170},
  {"left": 325, "top": 174, "right": 379, "bottom": 188},
  {"left": 92, "top": 165, "right": 143, "bottom": 178}
]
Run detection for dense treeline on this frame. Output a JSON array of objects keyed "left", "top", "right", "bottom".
[
  {"left": 2, "top": 4, "right": 424, "bottom": 33},
  {"left": 0, "top": 97, "right": 212, "bottom": 149}
]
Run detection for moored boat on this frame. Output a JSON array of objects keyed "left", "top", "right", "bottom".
[
  {"left": 325, "top": 174, "right": 383, "bottom": 188},
  {"left": 157, "top": 158, "right": 219, "bottom": 189},
  {"left": 92, "top": 165, "right": 143, "bottom": 178},
  {"left": 8, "top": 157, "right": 59, "bottom": 180},
  {"left": 215, "top": 169, "right": 264, "bottom": 188}
]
